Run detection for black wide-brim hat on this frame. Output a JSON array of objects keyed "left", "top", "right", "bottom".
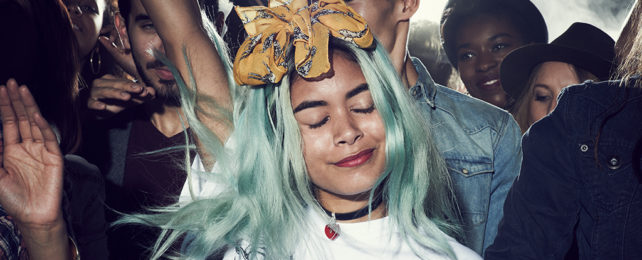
[
  {"left": 501, "top": 22, "right": 615, "bottom": 99},
  {"left": 440, "top": 0, "right": 548, "bottom": 68}
]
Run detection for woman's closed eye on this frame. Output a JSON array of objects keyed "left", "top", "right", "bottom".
[
  {"left": 534, "top": 94, "right": 551, "bottom": 102},
  {"left": 533, "top": 89, "right": 553, "bottom": 102},
  {"left": 309, "top": 116, "right": 330, "bottom": 129},
  {"left": 352, "top": 104, "right": 375, "bottom": 114}
]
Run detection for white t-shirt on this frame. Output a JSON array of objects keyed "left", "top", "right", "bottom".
[
  {"left": 223, "top": 208, "right": 481, "bottom": 260},
  {"left": 177, "top": 154, "right": 221, "bottom": 204}
]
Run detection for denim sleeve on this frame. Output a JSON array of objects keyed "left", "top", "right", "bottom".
[
  {"left": 482, "top": 113, "right": 522, "bottom": 255},
  {"left": 485, "top": 95, "right": 580, "bottom": 260}
]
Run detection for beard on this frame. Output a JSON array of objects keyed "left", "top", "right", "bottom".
[{"left": 135, "top": 59, "right": 181, "bottom": 107}]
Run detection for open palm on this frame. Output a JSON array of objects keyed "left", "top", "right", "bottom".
[{"left": 0, "top": 79, "right": 63, "bottom": 229}]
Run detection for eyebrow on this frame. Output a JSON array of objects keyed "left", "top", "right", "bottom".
[
  {"left": 346, "top": 83, "right": 369, "bottom": 99},
  {"left": 293, "top": 100, "right": 327, "bottom": 114},
  {"left": 489, "top": 33, "right": 513, "bottom": 42},
  {"left": 134, "top": 14, "right": 151, "bottom": 23},
  {"left": 456, "top": 33, "right": 514, "bottom": 51},
  {"left": 533, "top": 84, "right": 552, "bottom": 90},
  {"left": 293, "top": 83, "right": 369, "bottom": 114}
]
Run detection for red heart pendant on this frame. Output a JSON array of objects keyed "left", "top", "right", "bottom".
[{"left": 325, "top": 224, "right": 339, "bottom": 240}]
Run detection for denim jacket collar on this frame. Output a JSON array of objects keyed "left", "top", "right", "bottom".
[{"left": 409, "top": 57, "right": 437, "bottom": 108}]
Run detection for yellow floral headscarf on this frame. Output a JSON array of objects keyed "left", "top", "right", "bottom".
[{"left": 233, "top": 0, "right": 374, "bottom": 86}]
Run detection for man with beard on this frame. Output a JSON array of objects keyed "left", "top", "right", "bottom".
[{"left": 81, "top": 0, "right": 231, "bottom": 258}]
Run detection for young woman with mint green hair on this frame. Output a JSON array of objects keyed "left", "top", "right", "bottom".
[{"left": 122, "top": 0, "right": 482, "bottom": 259}]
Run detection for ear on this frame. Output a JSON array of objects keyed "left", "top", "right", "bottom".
[{"left": 398, "top": 0, "right": 420, "bottom": 20}]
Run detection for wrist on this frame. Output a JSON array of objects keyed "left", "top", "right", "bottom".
[
  {"left": 17, "top": 216, "right": 67, "bottom": 247},
  {"left": 19, "top": 218, "right": 71, "bottom": 260}
]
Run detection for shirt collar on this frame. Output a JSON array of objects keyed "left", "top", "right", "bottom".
[{"left": 409, "top": 57, "right": 437, "bottom": 108}]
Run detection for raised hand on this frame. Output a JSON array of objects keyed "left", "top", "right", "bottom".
[
  {"left": 88, "top": 74, "right": 155, "bottom": 117},
  {"left": 0, "top": 79, "right": 70, "bottom": 259},
  {"left": 98, "top": 11, "right": 139, "bottom": 78}
]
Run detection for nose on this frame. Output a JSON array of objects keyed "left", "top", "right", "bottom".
[
  {"left": 67, "top": 4, "right": 83, "bottom": 16},
  {"left": 152, "top": 36, "right": 166, "bottom": 54},
  {"left": 333, "top": 113, "right": 363, "bottom": 146},
  {"left": 475, "top": 52, "right": 498, "bottom": 72}
]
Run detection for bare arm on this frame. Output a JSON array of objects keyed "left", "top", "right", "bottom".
[{"left": 140, "top": 0, "right": 232, "bottom": 168}]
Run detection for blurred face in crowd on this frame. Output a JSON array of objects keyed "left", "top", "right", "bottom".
[
  {"left": 455, "top": 13, "right": 526, "bottom": 108},
  {"left": 526, "top": 62, "right": 582, "bottom": 126},
  {"left": 125, "top": 0, "right": 178, "bottom": 103},
  {"left": 291, "top": 51, "right": 386, "bottom": 204},
  {"left": 64, "top": 0, "right": 108, "bottom": 59}
]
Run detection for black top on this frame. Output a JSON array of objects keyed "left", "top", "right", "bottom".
[{"left": 106, "top": 118, "right": 194, "bottom": 259}]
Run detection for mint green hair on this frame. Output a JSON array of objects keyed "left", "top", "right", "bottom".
[{"left": 121, "top": 34, "right": 460, "bottom": 259}]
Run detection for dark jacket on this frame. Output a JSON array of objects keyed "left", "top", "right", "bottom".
[{"left": 486, "top": 78, "right": 642, "bottom": 260}]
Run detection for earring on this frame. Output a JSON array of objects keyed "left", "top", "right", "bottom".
[{"left": 89, "top": 45, "right": 102, "bottom": 75}]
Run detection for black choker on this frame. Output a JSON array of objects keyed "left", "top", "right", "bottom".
[{"left": 321, "top": 194, "right": 384, "bottom": 221}]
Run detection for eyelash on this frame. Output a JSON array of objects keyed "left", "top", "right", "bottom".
[
  {"left": 352, "top": 104, "right": 375, "bottom": 114},
  {"left": 309, "top": 117, "right": 329, "bottom": 129},
  {"left": 535, "top": 94, "right": 551, "bottom": 102},
  {"left": 459, "top": 52, "right": 474, "bottom": 62},
  {"left": 308, "top": 104, "right": 375, "bottom": 129}
]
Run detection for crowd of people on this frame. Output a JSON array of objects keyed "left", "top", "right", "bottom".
[{"left": 0, "top": 0, "right": 640, "bottom": 259}]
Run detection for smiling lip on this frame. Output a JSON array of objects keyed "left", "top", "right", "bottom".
[
  {"left": 476, "top": 75, "right": 502, "bottom": 91},
  {"left": 155, "top": 68, "right": 174, "bottom": 81},
  {"left": 335, "top": 149, "right": 375, "bottom": 168}
]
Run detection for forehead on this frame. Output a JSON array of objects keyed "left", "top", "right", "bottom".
[
  {"left": 128, "top": 0, "right": 147, "bottom": 19},
  {"left": 455, "top": 13, "right": 522, "bottom": 44},
  {"left": 290, "top": 51, "right": 366, "bottom": 102},
  {"left": 533, "top": 61, "right": 578, "bottom": 81}
]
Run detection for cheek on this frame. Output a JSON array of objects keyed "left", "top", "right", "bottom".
[
  {"left": 131, "top": 35, "right": 157, "bottom": 60},
  {"left": 80, "top": 15, "right": 102, "bottom": 39},
  {"left": 300, "top": 129, "right": 332, "bottom": 171},
  {"left": 528, "top": 101, "right": 548, "bottom": 124},
  {"left": 457, "top": 64, "right": 475, "bottom": 86},
  {"left": 364, "top": 112, "right": 385, "bottom": 142}
]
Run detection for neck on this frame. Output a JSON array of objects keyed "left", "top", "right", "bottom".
[
  {"left": 316, "top": 189, "right": 387, "bottom": 223},
  {"left": 145, "top": 102, "right": 188, "bottom": 137},
  {"left": 386, "top": 22, "right": 419, "bottom": 89}
]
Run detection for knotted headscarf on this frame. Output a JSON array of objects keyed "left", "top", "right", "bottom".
[{"left": 233, "top": 0, "right": 374, "bottom": 86}]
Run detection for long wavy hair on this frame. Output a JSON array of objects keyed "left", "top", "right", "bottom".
[
  {"left": 121, "top": 34, "right": 460, "bottom": 259},
  {"left": 614, "top": 0, "right": 642, "bottom": 87}
]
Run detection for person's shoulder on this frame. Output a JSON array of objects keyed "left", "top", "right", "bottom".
[
  {"left": 432, "top": 84, "right": 514, "bottom": 130},
  {"left": 64, "top": 154, "right": 103, "bottom": 187},
  {"left": 447, "top": 237, "right": 483, "bottom": 260},
  {"left": 560, "top": 79, "right": 627, "bottom": 108}
]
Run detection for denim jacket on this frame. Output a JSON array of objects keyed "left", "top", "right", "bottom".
[
  {"left": 409, "top": 58, "right": 522, "bottom": 255},
  {"left": 486, "top": 79, "right": 642, "bottom": 260}
]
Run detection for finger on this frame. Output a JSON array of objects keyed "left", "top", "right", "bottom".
[
  {"left": 0, "top": 84, "right": 19, "bottom": 146},
  {"left": 87, "top": 98, "right": 108, "bottom": 111},
  {"left": 0, "top": 130, "right": 3, "bottom": 168},
  {"left": 18, "top": 86, "right": 44, "bottom": 143},
  {"left": 33, "top": 112, "right": 61, "bottom": 156},
  {"left": 143, "top": 86, "right": 156, "bottom": 99},
  {"left": 92, "top": 77, "right": 144, "bottom": 94},
  {"left": 91, "top": 86, "right": 134, "bottom": 101},
  {"left": 5, "top": 79, "right": 32, "bottom": 142},
  {"left": 98, "top": 36, "right": 128, "bottom": 58}
]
